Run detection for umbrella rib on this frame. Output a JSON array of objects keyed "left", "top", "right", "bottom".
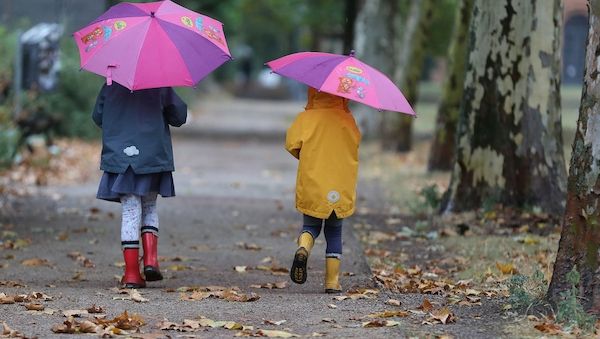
[{"left": 130, "top": 20, "right": 153, "bottom": 90}]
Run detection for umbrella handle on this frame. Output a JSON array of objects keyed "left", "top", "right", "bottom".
[{"left": 106, "top": 64, "right": 117, "bottom": 86}]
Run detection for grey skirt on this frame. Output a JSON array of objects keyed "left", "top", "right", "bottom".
[{"left": 96, "top": 166, "right": 175, "bottom": 202}]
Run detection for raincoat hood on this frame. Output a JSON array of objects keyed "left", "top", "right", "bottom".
[{"left": 305, "top": 87, "right": 349, "bottom": 112}]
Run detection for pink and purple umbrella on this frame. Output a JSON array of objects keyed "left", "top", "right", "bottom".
[
  {"left": 266, "top": 51, "right": 415, "bottom": 115},
  {"left": 73, "top": 0, "right": 231, "bottom": 91}
]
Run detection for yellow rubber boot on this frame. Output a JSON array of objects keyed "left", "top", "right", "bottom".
[
  {"left": 325, "top": 257, "right": 342, "bottom": 293},
  {"left": 290, "top": 232, "right": 314, "bottom": 284}
]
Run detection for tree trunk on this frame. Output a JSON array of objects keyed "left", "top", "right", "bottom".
[
  {"left": 353, "top": 0, "right": 400, "bottom": 138},
  {"left": 441, "top": 0, "right": 566, "bottom": 215},
  {"left": 428, "top": 0, "right": 474, "bottom": 171},
  {"left": 381, "top": 0, "right": 435, "bottom": 152},
  {"left": 547, "top": 0, "right": 600, "bottom": 310},
  {"left": 343, "top": 0, "right": 358, "bottom": 55}
]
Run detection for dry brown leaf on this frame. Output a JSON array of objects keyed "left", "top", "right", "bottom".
[
  {"left": 534, "top": 322, "right": 563, "bottom": 335},
  {"left": 111, "top": 288, "right": 149, "bottom": 303},
  {"left": 418, "top": 298, "right": 434, "bottom": 312},
  {"left": 367, "top": 310, "right": 409, "bottom": 318},
  {"left": 24, "top": 303, "right": 44, "bottom": 311},
  {"left": 1, "top": 322, "right": 23, "bottom": 337},
  {"left": 237, "top": 242, "right": 262, "bottom": 251},
  {"left": 426, "top": 307, "right": 456, "bottom": 325},
  {"left": 361, "top": 320, "right": 400, "bottom": 327},
  {"left": 63, "top": 309, "right": 89, "bottom": 318},
  {"left": 496, "top": 262, "right": 518, "bottom": 275},
  {"left": 87, "top": 304, "right": 104, "bottom": 314},
  {"left": 0, "top": 280, "right": 26, "bottom": 287},
  {"left": 263, "top": 320, "right": 286, "bottom": 326},
  {"left": 0, "top": 294, "right": 15, "bottom": 304},
  {"left": 21, "top": 258, "right": 51, "bottom": 267}
]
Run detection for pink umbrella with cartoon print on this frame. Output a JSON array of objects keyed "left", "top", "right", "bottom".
[
  {"left": 73, "top": 0, "right": 231, "bottom": 91},
  {"left": 266, "top": 51, "right": 416, "bottom": 115}
]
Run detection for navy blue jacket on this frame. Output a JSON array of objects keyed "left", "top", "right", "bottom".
[{"left": 92, "top": 83, "right": 187, "bottom": 174}]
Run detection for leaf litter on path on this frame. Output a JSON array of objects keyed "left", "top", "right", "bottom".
[
  {"left": 178, "top": 285, "right": 260, "bottom": 302},
  {"left": 110, "top": 288, "right": 149, "bottom": 303}
]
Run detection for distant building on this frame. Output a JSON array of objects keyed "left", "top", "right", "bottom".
[
  {"left": 564, "top": 0, "right": 588, "bottom": 84},
  {"left": 0, "top": 0, "right": 105, "bottom": 33}
]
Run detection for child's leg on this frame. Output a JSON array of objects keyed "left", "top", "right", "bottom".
[
  {"left": 140, "top": 193, "right": 163, "bottom": 281},
  {"left": 323, "top": 214, "right": 343, "bottom": 258},
  {"left": 121, "top": 194, "right": 142, "bottom": 248},
  {"left": 301, "top": 214, "right": 323, "bottom": 239},
  {"left": 141, "top": 193, "right": 159, "bottom": 236},
  {"left": 324, "top": 213, "right": 343, "bottom": 293},
  {"left": 291, "top": 214, "right": 323, "bottom": 284},
  {"left": 120, "top": 194, "right": 145, "bottom": 288}
]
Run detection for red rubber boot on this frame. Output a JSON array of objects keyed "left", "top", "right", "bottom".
[
  {"left": 121, "top": 248, "right": 146, "bottom": 288},
  {"left": 142, "top": 232, "right": 163, "bottom": 281}
]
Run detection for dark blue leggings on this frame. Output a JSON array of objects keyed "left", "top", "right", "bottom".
[{"left": 301, "top": 213, "right": 342, "bottom": 258}]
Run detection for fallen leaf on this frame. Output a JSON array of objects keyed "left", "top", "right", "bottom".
[
  {"left": 256, "top": 329, "right": 300, "bottom": 337},
  {"left": 367, "top": 310, "right": 409, "bottom": 318},
  {"left": 111, "top": 288, "right": 149, "bottom": 303},
  {"left": 534, "top": 322, "right": 563, "bottom": 335},
  {"left": 385, "top": 299, "right": 401, "bottom": 306},
  {"left": 418, "top": 298, "right": 434, "bottom": 312},
  {"left": 63, "top": 309, "right": 89, "bottom": 318},
  {"left": 21, "top": 258, "right": 51, "bottom": 267},
  {"left": 24, "top": 303, "right": 44, "bottom": 311},
  {"left": 236, "top": 242, "right": 262, "bottom": 251},
  {"left": 87, "top": 304, "right": 104, "bottom": 314},
  {"left": 425, "top": 307, "right": 456, "bottom": 325},
  {"left": 234, "top": 266, "right": 248, "bottom": 273},
  {"left": 362, "top": 320, "right": 400, "bottom": 327},
  {"left": 250, "top": 281, "right": 288, "bottom": 289},
  {"left": 263, "top": 320, "right": 286, "bottom": 326},
  {"left": 496, "top": 262, "right": 518, "bottom": 275},
  {"left": 327, "top": 304, "right": 337, "bottom": 309},
  {"left": 1, "top": 322, "right": 23, "bottom": 337}
]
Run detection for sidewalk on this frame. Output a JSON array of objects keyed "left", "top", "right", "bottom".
[{"left": 0, "top": 98, "right": 404, "bottom": 338}]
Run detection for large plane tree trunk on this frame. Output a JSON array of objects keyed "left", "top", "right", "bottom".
[{"left": 441, "top": 0, "right": 566, "bottom": 215}]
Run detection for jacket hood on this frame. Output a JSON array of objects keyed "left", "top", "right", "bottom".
[{"left": 305, "top": 87, "right": 349, "bottom": 112}]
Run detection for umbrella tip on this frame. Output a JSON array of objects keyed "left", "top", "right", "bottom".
[{"left": 349, "top": 50, "right": 355, "bottom": 57}]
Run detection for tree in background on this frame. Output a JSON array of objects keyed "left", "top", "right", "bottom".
[
  {"left": 428, "top": 0, "right": 474, "bottom": 171},
  {"left": 381, "top": 0, "right": 435, "bottom": 152},
  {"left": 441, "top": 0, "right": 566, "bottom": 215},
  {"left": 547, "top": 0, "right": 600, "bottom": 310}
]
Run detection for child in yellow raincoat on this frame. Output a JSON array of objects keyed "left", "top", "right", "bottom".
[{"left": 286, "top": 87, "right": 361, "bottom": 293}]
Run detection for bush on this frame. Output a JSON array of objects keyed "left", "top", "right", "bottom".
[{"left": 46, "top": 38, "right": 103, "bottom": 139}]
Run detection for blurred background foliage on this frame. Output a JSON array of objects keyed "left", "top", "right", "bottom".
[{"left": 0, "top": 0, "right": 468, "bottom": 168}]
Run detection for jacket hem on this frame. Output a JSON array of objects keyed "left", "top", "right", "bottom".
[
  {"left": 100, "top": 164, "right": 175, "bottom": 174},
  {"left": 296, "top": 206, "right": 354, "bottom": 219}
]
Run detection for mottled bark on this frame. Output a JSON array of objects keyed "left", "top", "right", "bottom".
[
  {"left": 441, "top": 0, "right": 566, "bottom": 215},
  {"left": 548, "top": 0, "right": 600, "bottom": 310},
  {"left": 428, "top": 0, "right": 474, "bottom": 171},
  {"left": 381, "top": 0, "right": 435, "bottom": 152}
]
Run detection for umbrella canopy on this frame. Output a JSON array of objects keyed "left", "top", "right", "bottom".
[
  {"left": 266, "top": 51, "right": 415, "bottom": 115},
  {"left": 74, "top": 0, "right": 231, "bottom": 90}
]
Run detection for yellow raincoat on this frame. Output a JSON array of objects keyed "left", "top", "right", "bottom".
[{"left": 286, "top": 88, "right": 361, "bottom": 219}]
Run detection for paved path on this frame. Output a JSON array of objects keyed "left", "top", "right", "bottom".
[{"left": 0, "top": 99, "right": 408, "bottom": 338}]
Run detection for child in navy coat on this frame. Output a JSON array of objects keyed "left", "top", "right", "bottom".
[{"left": 93, "top": 82, "right": 187, "bottom": 288}]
